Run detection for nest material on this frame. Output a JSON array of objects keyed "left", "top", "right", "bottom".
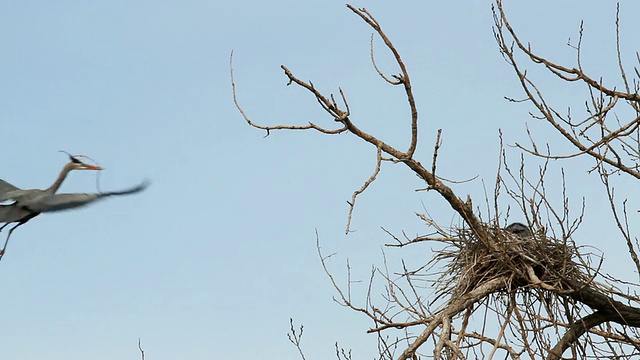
[{"left": 439, "top": 226, "right": 591, "bottom": 298}]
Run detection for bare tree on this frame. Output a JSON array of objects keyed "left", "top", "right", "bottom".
[{"left": 233, "top": 2, "right": 640, "bottom": 359}]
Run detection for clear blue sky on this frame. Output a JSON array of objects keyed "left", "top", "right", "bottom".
[{"left": 0, "top": 1, "right": 638, "bottom": 359}]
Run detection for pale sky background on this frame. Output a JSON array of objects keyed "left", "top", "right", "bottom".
[{"left": 0, "top": 1, "right": 639, "bottom": 359}]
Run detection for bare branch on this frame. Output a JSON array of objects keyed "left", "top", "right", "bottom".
[
  {"left": 346, "top": 145, "right": 383, "bottom": 234},
  {"left": 287, "top": 318, "right": 307, "bottom": 360},
  {"left": 493, "top": 0, "right": 640, "bottom": 179},
  {"left": 138, "top": 338, "right": 145, "bottom": 360},
  {"left": 346, "top": 5, "right": 419, "bottom": 158},
  {"left": 230, "top": 51, "right": 348, "bottom": 136}
]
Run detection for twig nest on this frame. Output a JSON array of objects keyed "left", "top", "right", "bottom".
[{"left": 438, "top": 225, "right": 589, "bottom": 298}]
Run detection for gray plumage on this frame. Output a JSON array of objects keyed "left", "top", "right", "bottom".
[
  {"left": 0, "top": 179, "right": 149, "bottom": 259},
  {"left": 504, "top": 222, "right": 532, "bottom": 237},
  {"left": 0, "top": 156, "right": 103, "bottom": 205},
  {"left": 23, "top": 181, "right": 150, "bottom": 213},
  {"left": 0, "top": 203, "right": 30, "bottom": 224},
  {"left": 0, "top": 155, "right": 148, "bottom": 258},
  {"left": 0, "top": 179, "right": 20, "bottom": 201}
]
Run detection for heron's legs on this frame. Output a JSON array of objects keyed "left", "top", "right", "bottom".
[
  {"left": 0, "top": 213, "right": 37, "bottom": 261},
  {"left": 0, "top": 222, "right": 25, "bottom": 260},
  {"left": 0, "top": 222, "right": 10, "bottom": 237},
  {"left": 0, "top": 222, "right": 11, "bottom": 256}
]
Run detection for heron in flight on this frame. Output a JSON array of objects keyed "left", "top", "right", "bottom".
[{"left": 0, "top": 154, "right": 149, "bottom": 258}]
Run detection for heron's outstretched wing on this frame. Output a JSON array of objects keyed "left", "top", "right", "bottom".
[
  {"left": 99, "top": 180, "right": 150, "bottom": 197},
  {"left": 0, "top": 180, "right": 22, "bottom": 202},
  {"left": 29, "top": 180, "right": 150, "bottom": 213}
]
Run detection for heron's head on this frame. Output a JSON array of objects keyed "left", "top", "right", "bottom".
[
  {"left": 66, "top": 154, "right": 103, "bottom": 171},
  {"left": 504, "top": 222, "right": 532, "bottom": 237}
]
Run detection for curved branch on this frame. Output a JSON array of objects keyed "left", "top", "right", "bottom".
[
  {"left": 567, "top": 279, "right": 640, "bottom": 326},
  {"left": 346, "top": 145, "right": 382, "bottom": 234},
  {"left": 346, "top": 5, "right": 419, "bottom": 158},
  {"left": 230, "top": 51, "right": 348, "bottom": 136},
  {"left": 497, "top": 2, "right": 639, "bottom": 103},
  {"left": 547, "top": 311, "right": 608, "bottom": 360}
]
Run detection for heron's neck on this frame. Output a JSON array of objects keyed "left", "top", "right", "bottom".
[{"left": 46, "top": 163, "right": 73, "bottom": 194}]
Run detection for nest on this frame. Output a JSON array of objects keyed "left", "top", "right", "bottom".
[{"left": 435, "top": 225, "right": 592, "bottom": 298}]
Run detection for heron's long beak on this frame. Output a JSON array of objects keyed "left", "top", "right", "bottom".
[{"left": 82, "top": 164, "right": 103, "bottom": 171}]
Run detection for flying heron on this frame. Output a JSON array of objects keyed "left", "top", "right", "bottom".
[{"left": 0, "top": 154, "right": 148, "bottom": 258}]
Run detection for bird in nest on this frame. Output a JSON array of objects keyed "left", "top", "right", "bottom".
[{"left": 504, "top": 222, "right": 532, "bottom": 237}]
